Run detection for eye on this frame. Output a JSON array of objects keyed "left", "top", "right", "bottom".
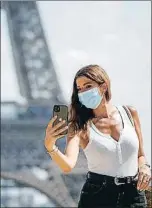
[{"left": 86, "top": 84, "right": 92, "bottom": 89}]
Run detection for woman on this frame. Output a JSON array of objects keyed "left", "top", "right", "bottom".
[{"left": 44, "top": 65, "right": 151, "bottom": 208}]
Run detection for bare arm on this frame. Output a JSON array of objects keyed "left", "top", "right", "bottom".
[
  {"left": 127, "top": 106, "right": 151, "bottom": 190},
  {"left": 48, "top": 136, "right": 80, "bottom": 173},
  {"left": 127, "top": 106, "right": 146, "bottom": 163},
  {"left": 44, "top": 118, "right": 80, "bottom": 173}
]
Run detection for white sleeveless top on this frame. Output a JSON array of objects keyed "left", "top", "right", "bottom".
[{"left": 83, "top": 106, "right": 139, "bottom": 177}]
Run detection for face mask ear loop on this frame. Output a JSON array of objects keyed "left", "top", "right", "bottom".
[
  {"left": 98, "top": 84, "right": 104, "bottom": 97},
  {"left": 99, "top": 82, "right": 107, "bottom": 97}
]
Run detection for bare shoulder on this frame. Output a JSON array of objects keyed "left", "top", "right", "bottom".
[
  {"left": 67, "top": 120, "right": 89, "bottom": 149},
  {"left": 67, "top": 122, "right": 77, "bottom": 139},
  {"left": 126, "top": 105, "right": 138, "bottom": 116},
  {"left": 126, "top": 105, "right": 141, "bottom": 126},
  {"left": 67, "top": 123, "right": 82, "bottom": 143}
]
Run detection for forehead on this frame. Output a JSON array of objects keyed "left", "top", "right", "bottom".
[{"left": 76, "top": 76, "right": 95, "bottom": 87}]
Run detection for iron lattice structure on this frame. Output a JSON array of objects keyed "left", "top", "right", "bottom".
[
  {"left": 1, "top": 2, "right": 82, "bottom": 207},
  {"left": 3, "top": 1, "right": 61, "bottom": 103},
  {"left": 1, "top": 2, "right": 151, "bottom": 207}
]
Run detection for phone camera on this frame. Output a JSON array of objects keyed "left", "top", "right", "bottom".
[{"left": 54, "top": 106, "right": 60, "bottom": 112}]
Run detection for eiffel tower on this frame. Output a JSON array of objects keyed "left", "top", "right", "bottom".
[
  {"left": 1, "top": 1, "right": 87, "bottom": 207},
  {"left": 2, "top": 2, "right": 150, "bottom": 207}
]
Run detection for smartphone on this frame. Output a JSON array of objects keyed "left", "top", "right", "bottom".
[{"left": 53, "top": 105, "right": 68, "bottom": 135}]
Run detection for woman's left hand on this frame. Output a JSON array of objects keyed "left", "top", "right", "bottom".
[{"left": 137, "top": 165, "right": 151, "bottom": 191}]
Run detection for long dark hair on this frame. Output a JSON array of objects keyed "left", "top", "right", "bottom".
[{"left": 69, "top": 64, "right": 111, "bottom": 134}]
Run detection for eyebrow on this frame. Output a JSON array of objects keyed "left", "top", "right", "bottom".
[{"left": 77, "top": 81, "right": 93, "bottom": 88}]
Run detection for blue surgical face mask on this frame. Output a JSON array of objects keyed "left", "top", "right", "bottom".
[{"left": 78, "top": 87, "right": 103, "bottom": 109}]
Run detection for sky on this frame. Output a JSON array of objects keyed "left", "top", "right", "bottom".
[{"left": 1, "top": 1, "right": 151, "bottom": 161}]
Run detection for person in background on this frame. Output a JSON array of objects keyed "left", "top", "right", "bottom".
[{"left": 44, "top": 65, "right": 151, "bottom": 208}]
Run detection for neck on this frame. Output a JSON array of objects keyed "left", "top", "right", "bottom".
[{"left": 93, "top": 98, "right": 113, "bottom": 118}]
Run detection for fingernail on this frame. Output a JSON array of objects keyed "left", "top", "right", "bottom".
[{"left": 59, "top": 118, "right": 62, "bottom": 121}]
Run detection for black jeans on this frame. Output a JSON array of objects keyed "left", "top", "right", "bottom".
[{"left": 78, "top": 172, "right": 147, "bottom": 208}]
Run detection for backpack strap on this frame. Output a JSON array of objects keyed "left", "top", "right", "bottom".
[{"left": 122, "top": 105, "right": 135, "bottom": 127}]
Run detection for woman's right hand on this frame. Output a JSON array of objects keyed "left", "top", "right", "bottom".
[{"left": 44, "top": 116, "right": 68, "bottom": 152}]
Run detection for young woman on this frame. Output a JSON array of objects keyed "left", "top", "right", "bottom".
[{"left": 44, "top": 65, "right": 151, "bottom": 208}]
